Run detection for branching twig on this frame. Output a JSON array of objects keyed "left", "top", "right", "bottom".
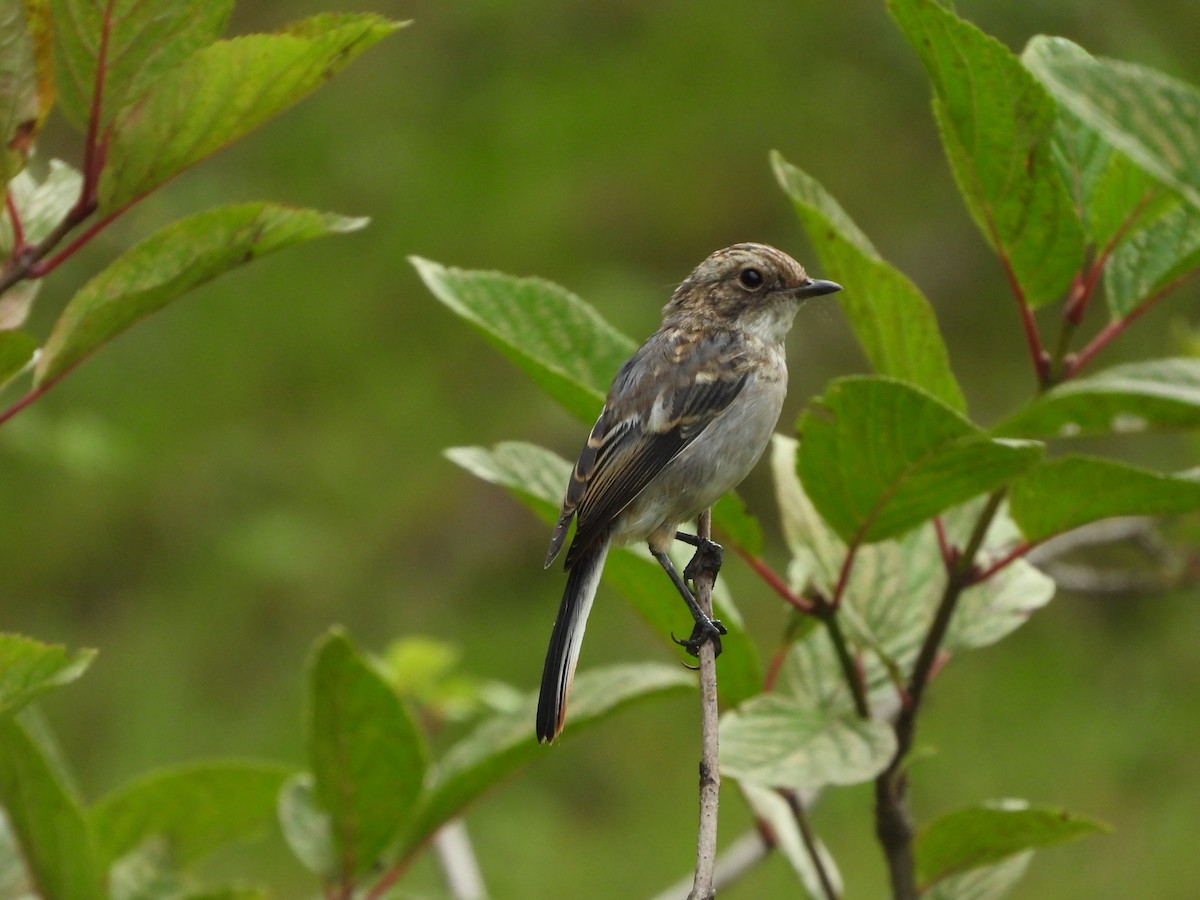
[
  {"left": 687, "top": 508, "right": 721, "bottom": 900},
  {"left": 873, "top": 488, "right": 1006, "bottom": 899}
]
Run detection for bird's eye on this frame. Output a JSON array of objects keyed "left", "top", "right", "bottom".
[{"left": 738, "top": 267, "right": 764, "bottom": 290}]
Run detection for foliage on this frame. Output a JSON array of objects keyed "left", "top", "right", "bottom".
[
  {"left": 414, "top": 0, "right": 1200, "bottom": 895},
  {"left": 2, "top": 0, "right": 1199, "bottom": 898}
]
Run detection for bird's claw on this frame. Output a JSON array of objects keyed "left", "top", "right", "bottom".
[{"left": 672, "top": 617, "right": 727, "bottom": 659}]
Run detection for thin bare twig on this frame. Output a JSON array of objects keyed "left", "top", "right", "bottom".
[{"left": 687, "top": 508, "right": 721, "bottom": 900}]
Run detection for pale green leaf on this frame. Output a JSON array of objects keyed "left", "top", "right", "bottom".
[
  {"left": 889, "top": 0, "right": 1085, "bottom": 307},
  {"left": 772, "top": 436, "right": 1054, "bottom": 716},
  {"left": 772, "top": 151, "right": 964, "bottom": 411},
  {"left": 307, "top": 628, "right": 426, "bottom": 881},
  {"left": 994, "top": 357, "right": 1200, "bottom": 439},
  {"left": 414, "top": 257, "right": 633, "bottom": 423},
  {"left": 1024, "top": 35, "right": 1200, "bottom": 212},
  {"left": 917, "top": 801, "right": 1107, "bottom": 889},
  {"left": 924, "top": 853, "right": 1033, "bottom": 900},
  {"left": 1103, "top": 202, "right": 1200, "bottom": 317},
  {"left": 277, "top": 773, "right": 335, "bottom": 878},
  {"left": 35, "top": 203, "right": 367, "bottom": 384},
  {"left": 406, "top": 662, "right": 693, "bottom": 852},
  {"left": 720, "top": 694, "right": 896, "bottom": 789},
  {"left": 797, "top": 377, "right": 1043, "bottom": 544},
  {"left": 98, "top": 14, "right": 402, "bottom": 213},
  {"left": 1009, "top": 455, "right": 1200, "bottom": 544}
]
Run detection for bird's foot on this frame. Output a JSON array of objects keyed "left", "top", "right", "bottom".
[{"left": 672, "top": 616, "right": 727, "bottom": 659}]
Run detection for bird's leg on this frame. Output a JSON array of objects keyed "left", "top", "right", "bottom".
[
  {"left": 650, "top": 547, "right": 726, "bottom": 659},
  {"left": 675, "top": 530, "right": 724, "bottom": 587}
]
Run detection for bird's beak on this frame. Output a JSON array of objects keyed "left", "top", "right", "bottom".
[{"left": 795, "top": 278, "right": 843, "bottom": 298}]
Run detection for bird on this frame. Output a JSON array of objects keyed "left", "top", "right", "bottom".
[{"left": 536, "top": 242, "right": 841, "bottom": 743}]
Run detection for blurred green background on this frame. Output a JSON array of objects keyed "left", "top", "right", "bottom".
[{"left": 4, "top": 0, "right": 1200, "bottom": 896}]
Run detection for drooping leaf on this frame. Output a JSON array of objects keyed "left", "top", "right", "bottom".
[
  {"left": 0, "top": 0, "right": 47, "bottom": 185},
  {"left": 720, "top": 694, "right": 895, "bottom": 790},
  {"left": 277, "top": 773, "right": 335, "bottom": 878},
  {"left": 1, "top": 159, "right": 82, "bottom": 250},
  {"left": 740, "top": 783, "right": 843, "bottom": 898},
  {"left": 0, "top": 715, "right": 105, "bottom": 900},
  {"left": 1024, "top": 35, "right": 1200, "bottom": 212},
  {"left": 405, "top": 662, "right": 693, "bottom": 852},
  {"left": 994, "top": 357, "right": 1200, "bottom": 439},
  {"left": 1009, "top": 455, "right": 1200, "bottom": 545},
  {"left": 98, "top": 14, "right": 402, "bottom": 213},
  {"left": 445, "top": 442, "right": 761, "bottom": 704},
  {"left": 772, "top": 151, "right": 964, "bottom": 411},
  {"left": 0, "top": 633, "right": 95, "bottom": 718},
  {"left": 889, "top": 0, "right": 1085, "bottom": 307},
  {"left": 307, "top": 628, "right": 426, "bottom": 882},
  {"left": 414, "top": 257, "right": 634, "bottom": 423},
  {"left": 797, "top": 377, "right": 1043, "bottom": 545},
  {"left": 35, "top": 203, "right": 367, "bottom": 385},
  {"left": 916, "top": 801, "right": 1107, "bottom": 889},
  {"left": 91, "top": 761, "right": 294, "bottom": 867},
  {"left": 49, "top": 0, "right": 232, "bottom": 130},
  {"left": 772, "top": 436, "right": 1054, "bottom": 715}
]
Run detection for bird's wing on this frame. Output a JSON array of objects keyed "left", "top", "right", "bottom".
[{"left": 545, "top": 327, "right": 750, "bottom": 568}]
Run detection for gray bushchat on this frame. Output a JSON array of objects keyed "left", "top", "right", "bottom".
[{"left": 537, "top": 242, "right": 841, "bottom": 743}]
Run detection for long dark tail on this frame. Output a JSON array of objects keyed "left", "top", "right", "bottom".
[{"left": 536, "top": 540, "right": 609, "bottom": 743}]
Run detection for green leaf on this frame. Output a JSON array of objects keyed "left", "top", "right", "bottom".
[
  {"left": 0, "top": 331, "right": 36, "bottom": 388},
  {"left": 1, "top": 159, "right": 83, "bottom": 251},
  {"left": 406, "top": 662, "right": 693, "bottom": 852},
  {"left": 445, "top": 442, "right": 762, "bottom": 705},
  {"left": 916, "top": 801, "right": 1107, "bottom": 889},
  {"left": 35, "top": 203, "right": 367, "bottom": 385},
  {"left": 49, "top": 0, "right": 233, "bottom": 131},
  {"left": 739, "top": 782, "right": 843, "bottom": 898},
  {"left": 307, "top": 628, "right": 427, "bottom": 881},
  {"left": 720, "top": 694, "right": 896, "bottom": 789},
  {"left": 414, "top": 257, "right": 634, "bottom": 423},
  {"left": 277, "top": 773, "right": 335, "bottom": 878},
  {"left": 0, "top": 633, "right": 95, "bottom": 718},
  {"left": 924, "top": 853, "right": 1033, "bottom": 900},
  {"left": 0, "top": 715, "right": 105, "bottom": 900},
  {"left": 1009, "top": 455, "right": 1200, "bottom": 545},
  {"left": 1023, "top": 36, "right": 1200, "bottom": 212},
  {"left": 797, "top": 377, "right": 1043, "bottom": 545},
  {"left": 772, "top": 151, "right": 965, "bottom": 412},
  {"left": 1025, "top": 39, "right": 1168, "bottom": 249},
  {"left": 1103, "top": 202, "right": 1200, "bottom": 318},
  {"left": 98, "top": 14, "right": 402, "bottom": 213},
  {"left": 711, "top": 492, "right": 764, "bottom": 557},
  {"left": 772, "top": 436, "right": 1054, "bottom": 715},
  {"left": 0, "top": 0, "right": 45, "bottom": 184},
  {"left": 889, "top": 0, "right": 1084, "bottom": 307},
  {"left": 994, "top": 357, "right": 1200, "bottom": 439},
  {"left": 91, "top": 761, "right": 293, "bottom": 867}
]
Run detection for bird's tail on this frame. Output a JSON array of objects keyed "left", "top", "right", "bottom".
[{"left": 536, "top": 539, "right": 609, "bottom": 743}]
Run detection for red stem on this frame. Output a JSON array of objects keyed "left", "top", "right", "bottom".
[
  {"left": 932, "top": 517, "right": 953, "bottom": 571},
  {"left": 830, "top": 541, "right": 860, "bottom": 609},
  {"left": 730, "top": 544, "right": 816, "bottom": 615},
  {"left": 1066, "top": 269, "right": 1199, "bottom": 379},
  {"left": 5, "top": 191, "right": 26, "bottom": 250}
]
